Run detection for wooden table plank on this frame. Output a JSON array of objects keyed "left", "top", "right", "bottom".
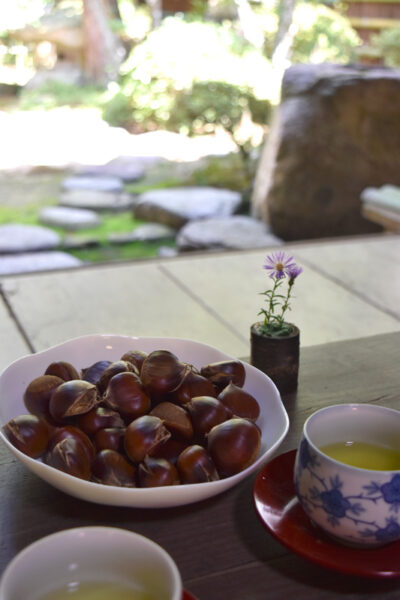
[
  {"left": 0, "top": 293, "right": 30, "bottom": 372},
  {"left": 2, "top": 332, "right": 400, "bottom": 600},
  {"left": 294, "top": 235, "right": 400, "bottom": 320},
  {"left": 0, "top": 262, "right": 249, "bottom": 357},
  {"left": 162, "top": 243, "right": 400, "bottom": 347}
]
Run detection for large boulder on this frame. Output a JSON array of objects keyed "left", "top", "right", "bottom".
[{"left": 252, "top": 63, "right": 400, "bottom": 240}]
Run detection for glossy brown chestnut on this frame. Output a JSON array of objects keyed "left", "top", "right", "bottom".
[
  {"left": 23, "top": 375, "right": 64, "bottom": 420},
  {"left": 75, "top": 406, "right": 124, "bottom": 436},
  {"left": 81, "top": 360, "right": 111, "bottom": 385},
  {"left": 103, "top": 371, "right": 150, "bottom": 420},
  {"left": 186, "top": 396, "right": 231, "bottom": 440},
  {"left": 3, "top": 414, "right": 49, "bottom": 458},
  {"left": 120, "top": 350, "right": 148, "bottom": 372},
  {"left": 93, "top": 427, "right": 125, "bottom": 453},
  {"left": 92, "top": 449, "right": 136, "bottom": 487},
  {"left": 177, "top": 444, "right": 219, "bottom": 484},
  {"left": 140, "top": 350, "right": 187, "bottom": 401},
  {"left": 137, "top": 456, "right": 179, "bottom": 488},
  {"left": 45, "top": 437, "right": 91, "bottom": 480},
  {"left": 200, "top": 360, "right": 246, "bottom": 392},
  {"left": 44, "top": 361, "right": 80, "bottom": 381},
  {"left": 48, "top": 426, "right": 95, "bottom": 461},
  {"left": 49, "top": 380, "right": 98, "bottom": 423},
  {"left": 150, "top": 437, "right": 188, "bottom": 465},
  {"left": 170, "top": 368, "right": 217, "bottom": 405},
  {"left": 207, "top": 417, "right": 261, "bottom": 478},
  {"left": 124, "top": 415, "right": 171, "bottom": 463},
  {"left": 217, "top": 381, "right": 260, "bottom": 422},
  {"left": 97, "top": 360, "right": 137, "bottom": 393},
  {"left": 150, "top": 401, "right": 193, "bottom": 441}
]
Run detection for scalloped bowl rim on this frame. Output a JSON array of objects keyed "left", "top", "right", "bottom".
[{"left": 0, "top": 334, "right": 289, "bottom": 508}]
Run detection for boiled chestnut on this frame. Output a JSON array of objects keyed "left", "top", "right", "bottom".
[
  {"left": 81, "top": 360, "right": 111, "bottom": 385},
  {"left": 92, "top": 449, "right": 136, "bottom": 487},
  {"left": 97, "top": 360, "right": 137, "bottom": 393},
  {"left": 4, "top": 414, "right": 49, "bottom": 458},
  {"left": 23, "top": 375, "right": 64, "bottom": 420},
  {"left": 177, "top": 444, "right": 219, "bottom": 484},
  {"left": 150, "top": 437, "right": 187, "bottom": 465},
  {"left": 170, "top": 368, "right": 217, "bottom": 405},
  {"left": 49, "top": 380, "right": 98, "bottom": 423},
  {"left": 103, "top": 371, "right": 150, "bottom": 420},
  {"left": 93, "top": 427, "right": 125, "bottom": 453},
  {"left": 120, "top": 350, "right": 148, "bottom": 372},
  {"left": 186, "top": 396, "right": 231, "bottom": 440},
  {"left": 44, "top": 361, "right": 80, "bottom": 381},
  {"left": 75, "top": 406, "right": 124, "bottom": 436},
  {"left": 218, "top": 382, "right": 260, "bottom": 422},
  {"left": 150, "top": 401, "right": 193, "bottom": 441},
  {"left": 48, "top": 425, "right": 95, "bottom": 461},
  {"left": 207, "top": 417, "right": 261, "bottom": 478},
  {"left": 124, "top": 415, "right": 171, "bottom": 463},
  {"left": 45, "top": 437, "right": 91, "bottom": 480},
  {"left": 137, "top": 456, "right": 179, "bottom": 487},
  {"left": 141, "top": 350, "right": 187, "bottom": 401},
  {"left": 200, "top": 360, "right": 246, "bottom": 391}
]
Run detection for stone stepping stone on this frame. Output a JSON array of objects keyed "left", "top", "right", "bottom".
[
  {"left": 0, "top": 251, "right": 82, "bottom": 276},
  {"left": 76, "top": 156, "right": 146, "bottom": 182},
  {"left": 39, "top": 206, "right": 102, "bottom": 230},
  {"left": 60, "top": 190, "right": 136, "bottom": 212},
  {"left": 0, "top": 224, "right": 61, "bottom": 253},
  {"left": 108, "top": 223, "right": 176, "bottom": 244},
  {"left": 134, "top": 187, "right": 242, "bottom": 228},
  {"left": 62, "top": 176, "right": 123, "bottom": 193},
  {"left": 177, "top": 215, "right": 283, "bottom": 250}
]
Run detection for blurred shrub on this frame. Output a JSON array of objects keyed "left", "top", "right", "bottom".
[
  {"left": 371, "top": 27, "right": 400, "bottom": 67},
  {"left": 168, "top": 81, "right": 271, "bottom": 135},
  {"left": 102, "top": 17, "right": 272, "bottom": 132},
  {"left": 291, "top": 3, "right": 360, "bottom": 64}
]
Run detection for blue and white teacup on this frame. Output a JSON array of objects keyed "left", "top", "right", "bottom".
[{"left": 294, "top": 403, "right": 400, "bottom": 547}]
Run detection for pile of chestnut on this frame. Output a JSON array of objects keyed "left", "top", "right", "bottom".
[{"left": 3, "top": 349, "right": 262, "bottom": 487}]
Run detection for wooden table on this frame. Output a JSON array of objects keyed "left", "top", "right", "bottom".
[{"left": 1, "top": 331, "right": 400, "bottom": 599}]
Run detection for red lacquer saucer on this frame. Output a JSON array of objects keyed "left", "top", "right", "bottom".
[
  {"left": 183, "top": 590, "right": 197, "bottom": 600},
  {"left": 253, "top": 449, "right": 400, "bottom": 579}
]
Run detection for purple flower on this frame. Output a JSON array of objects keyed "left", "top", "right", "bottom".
[
  {"left": 263, "top": 251, "right": 296, "bottom": 279},
  {"left": 287, "top": 265, "right": 303, "bottom": 282}
]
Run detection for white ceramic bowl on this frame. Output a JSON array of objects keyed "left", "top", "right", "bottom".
[
  {"left": 0, "top": 334, "right": 289, "bottom": 508},
  {"left": 294, "top": 403, "right": 400, "bottom": 547},
  {"left": 0, "top": 526, "right": 182, "bottom": 600}
]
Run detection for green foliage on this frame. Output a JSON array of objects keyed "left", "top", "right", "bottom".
[
  {"left": 291, "top": 3, "right": 360, "bottom": 64},
  {"left": 188, "top": 153, "right": 256, "bottom": 194},
  {"left": 18, "top": 80, "right": 105, "bottom": 111},
  {"left": 102, "top": 17, "right": 272, "bottom": 131},
  {"left": 168, "top": 81, "right": 271, "bottom": 135},
  {"left": 371, "top": 27, "right": 400, "bottom": 67}
]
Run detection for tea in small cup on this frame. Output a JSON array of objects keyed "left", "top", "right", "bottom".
[
  {"left": 294, "top": 403, "right": 400, "bottom": 547},
  {"left": 0, "top": 527, "right": 182, "bottom": 600}
]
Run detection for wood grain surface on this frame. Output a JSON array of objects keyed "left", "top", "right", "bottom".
[{"left": 1, "top": 332, "right": 400, "bottom": 599}]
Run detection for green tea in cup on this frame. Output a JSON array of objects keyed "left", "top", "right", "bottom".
[
  {"left": 38, "top": 580, "right": 155, "bottom": 600},
  {"left": 320, "top": 440, "right": 400, "bottom": 470}
]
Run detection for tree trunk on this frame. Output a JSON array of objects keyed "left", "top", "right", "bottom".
[{"left": 82, "top": 0, "right": 124, "bottom": 85}]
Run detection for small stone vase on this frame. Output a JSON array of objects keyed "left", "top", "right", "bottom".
[{"left": 250, "top": 322, "right": 300, "bottom": 395}]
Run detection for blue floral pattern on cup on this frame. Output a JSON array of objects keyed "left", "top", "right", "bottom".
[{"left": 295, "top": 438, "right": 400, "bottom": 545}]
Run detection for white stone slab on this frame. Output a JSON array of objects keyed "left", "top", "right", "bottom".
[
  {"left": 0, "top": 224, "right": 60, "bottom": 253},
  {"left": 39, "top": 206, "right": 101, "bottom": 230},
  {"left": 0, "top": 252, "right": 82, "bottom": 275}
]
